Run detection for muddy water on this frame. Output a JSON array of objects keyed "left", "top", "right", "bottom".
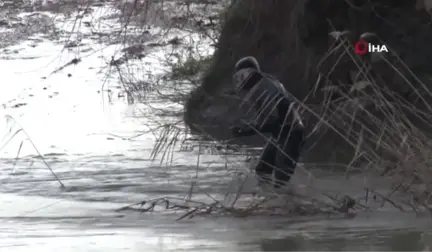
[
  {"left": 1, "top": 139, "right": 432, "bottom": 252},
  {"left": 0, "top": 5, "right": 431, "bottom": 252},
  {"left": 1, "top": 192, "right": 432, "bottom": 251},
  {"left": 0, "top": 75, "right": 430, "bottom": 252}
]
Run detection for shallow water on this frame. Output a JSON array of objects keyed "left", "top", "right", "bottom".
[
  {"left": 1, "top": 192, "right": 432, "bottom": 251},
  {"left": 1, "top": 4, "right": 432, "bottom": 252}
]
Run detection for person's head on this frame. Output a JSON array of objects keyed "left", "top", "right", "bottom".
[
  {"left": 232, "top": 56, "right": 262, "bottom": 94},
  {"left": 234, "top": 56, "right": 260, "bottom": 72}
]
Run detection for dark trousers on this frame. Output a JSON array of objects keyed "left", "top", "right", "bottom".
[{"left": 255, "top": 123, "right": 305, "bottom": 188}]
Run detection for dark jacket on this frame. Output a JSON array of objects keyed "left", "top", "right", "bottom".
[{"left": 232, "top": 67, "right": 304, "bottom": 130}]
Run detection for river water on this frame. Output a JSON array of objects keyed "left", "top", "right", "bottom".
[{"left": 0, "top": 4, "right": 431, "bottom": 252}]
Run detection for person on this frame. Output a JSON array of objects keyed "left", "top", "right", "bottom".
[{"left": 231, "top": 56, "right": 306, "bottom": 188}]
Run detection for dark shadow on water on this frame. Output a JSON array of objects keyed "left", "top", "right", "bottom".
[
  {"left": 258, "top": 230, "right": 430, "bottom": 251},
  {"left": 389, "top": 231, "right": 427, "bottom": 251},
  {"left": 259, "top": 235, "right": 305, "bottom": 251}
]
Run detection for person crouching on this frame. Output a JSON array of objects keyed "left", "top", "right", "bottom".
[{"left": 231, "top": 56, "right": 306, "bottom": 188}]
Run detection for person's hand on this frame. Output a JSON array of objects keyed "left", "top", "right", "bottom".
[
  {"left": 231, "top": 126, "right": 244, "bottom": 136},
  {"left": 231, "top": 125, "right": 254, "bottom": 137}
]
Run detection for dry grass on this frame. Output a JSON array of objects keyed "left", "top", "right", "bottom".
[
  {"left": 293, "top": 30, "right": 432, "bottom": 212},
  {"left": 0, "top": 115, "right": 65, "bottom": 188}
]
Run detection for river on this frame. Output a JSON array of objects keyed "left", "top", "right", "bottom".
[{"left": 0, "top": 3, "right": 431, "bottom": 252}]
